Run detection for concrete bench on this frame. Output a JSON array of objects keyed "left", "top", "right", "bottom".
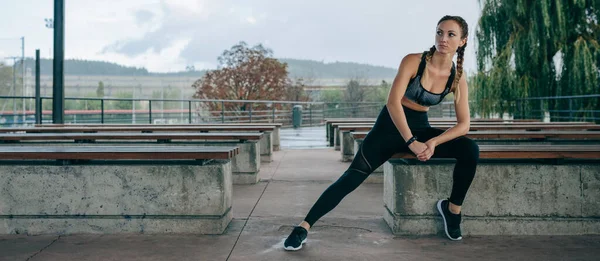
[
  {"left": 347, "top": 130, "right": 600, "bottom": 162},
  {"left": 325, "top": 119, "right": 375, "bottom": 146},
  {"left": 1, "top": 125, "right": 275, "bottom": 163},
  {"left": 325, "top": 118, "right": 545, "bottom": 147},
  {"left": 383, "top": 145, "right": 600, "bottom": 236},
  {"left": 36, "top": 123, "right": 283, "bottom": 151},
  {"left": 0, "top": 132, "right": 263, "bottom": 185},
  {"left": 336, "top": 122, "right": 600, "bottom": 153},
  {"left": 0, "top": 145, "right": 239, "bottom": 235}
]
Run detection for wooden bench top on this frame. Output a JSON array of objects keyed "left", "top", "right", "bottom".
[
  {"left": 337, "top": 124, "right": 600, "bottom": 131},
  {"left": 0, "top": 132, "right": 264, "bottom": 142},
  {"left": 0, "top": 146, "right": 240, "bottom": 160},
  {"left": 351, "top": 131, "right": 600, "bottom": 139},
  {"left": 391, "top": 145, "right": 600, "bottom": 159},
  {"left": 36, "top": 123, "right": 283, "bottom": 128},
  {"left": 327, "top": 118, "right": 541, "bottom": 124},
  {"left": 0, "top": 126, "right": 276, "bottom": 133},
  {"left": 325, "top": 118, "right": 376, "bottom": 123},
  {"left": 335, "top": 122, "right": 596, "bottom": 127}
]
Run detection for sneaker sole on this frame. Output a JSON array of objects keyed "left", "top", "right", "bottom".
[
  {"left": 437, "top": 199, "right": 462, "bottom": 241},
  {"left": 283, "top": 238, "right": 307, "bottom": 251}
]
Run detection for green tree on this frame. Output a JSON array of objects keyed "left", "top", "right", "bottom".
[
  {"left": 152, "top": 86, "right": 182, "bottom": 110},
  {"left": 473, "top": 0, "right": 599, "bottom": 120},
  {"left": 112, "top": 91, "right": 134, "bottom": 110},
  {"left": 0, "top": 62, "right": 25, "bottom": 120},
  {"left": 96, "top": 81, "right": 105, "bottom": 97},
  {"left": 366, "top": 80, "right": 392, "bottom": 103},
  {"left": 80, "top": 92, "right": 101, "bottom": 111}
]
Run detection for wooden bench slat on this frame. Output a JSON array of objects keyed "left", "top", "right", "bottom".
[
  {"left": 391, "top": 145, "right": 600, "bottom": 159},
  {"left": 351, "top": 131, "right": 600, "bottom": 139},
  {"left": 36, "top": 123, "right": 283, "bottom": 127},
  {"left": 0, "top": 132, "right": 263, "bottom": 141},
  {"left": 0, "top": 126, "right": 276, "bottom": 133},
  {"left": 338, "top": 125, "right": 600, "bottom": 131},
  {"left": 0, "top": 146, "right": 240, "bottom": 160}
]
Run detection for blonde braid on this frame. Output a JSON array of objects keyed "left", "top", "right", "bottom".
[
  {"left": 453, "top": 43, "right": 466, "bottom": 103},
  {"left": 425, "top": 45, "right": 436, "bottom": 62}
]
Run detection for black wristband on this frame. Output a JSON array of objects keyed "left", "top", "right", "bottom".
[{"left": 405, "top": 136, "right": 417, "bottom": 147}]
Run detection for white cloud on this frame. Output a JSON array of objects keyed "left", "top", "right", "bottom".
[
  {"left": 166, "top": 0, "right": 206, "bottom": 15},
  {"left": 246, "top": 16, "right": 257, "bottom": 24},
  {"left": 97, "top": 37, "right": 192, "bottom": 72},
  {"left": 0, "top": 0, "right": 482, "bottom": 73}
]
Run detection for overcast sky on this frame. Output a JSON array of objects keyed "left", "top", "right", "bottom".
[{"left": 0, "top": 0, "right": 482, "bottom": 74}]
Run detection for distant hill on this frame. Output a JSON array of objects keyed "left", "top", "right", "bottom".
[
  {"left": 21, "top": 57, "right": 397, "bottom": 80},
  {"left": 278, "top": 58, "right": 397, "bottom": 80}
]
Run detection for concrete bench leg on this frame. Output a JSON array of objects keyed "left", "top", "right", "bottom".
[
  {"left": 0, "top": 161, "right": 233, "bottom": 235},
  {"left": 260, "top": 131, "right": 273, "bottom": 162},
  {"left": 201, "top": 142, "right": 261, "bottom": 184},
  {"left": 383, "top": 160, "right": 600, "bottom": 236},
  {"left": 341, "top": 131, "right": 354, "bottom": 162},
  {"left": 334, "top": 128, "right": 341, "bottom": 151},
  {"left": 272, "top": 127, "right": 280, "bottom": 151}
]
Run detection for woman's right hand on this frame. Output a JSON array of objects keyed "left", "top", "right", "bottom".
[{"left": 408, "top": 141, "right": 428, "bottom": 156}]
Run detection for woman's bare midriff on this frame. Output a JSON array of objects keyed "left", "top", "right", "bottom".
[{"left": 401, "top": 97, "right": 429, "bottom": 112}]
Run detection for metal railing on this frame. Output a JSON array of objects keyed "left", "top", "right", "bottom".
[
  {"left": 0, "top": 96, "right": 385, "bottom": 127},
  {"left": 4, "top": 94, "right": 596, "bottom": 127},
  {"left": 513, "top": 94, "right": 600, "bottom": 122}
]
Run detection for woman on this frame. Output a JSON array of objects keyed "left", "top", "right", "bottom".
[{"left": 284, "top": 15, "right": 479, "bottom": 251}]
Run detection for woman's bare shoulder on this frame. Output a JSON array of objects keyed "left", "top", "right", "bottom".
[{"left": 398, "top": 52, "right": 423, "bottom": 69}]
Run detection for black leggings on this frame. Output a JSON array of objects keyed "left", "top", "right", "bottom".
[{"left": 304, "top": 105, "right": 479, "bottom": 227}]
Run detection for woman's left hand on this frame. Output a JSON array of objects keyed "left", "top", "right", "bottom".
[{"left": 417, "top": 139, "right": 437, "bottom": 161}]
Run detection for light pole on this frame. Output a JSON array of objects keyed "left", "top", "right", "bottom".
[
  {"left": 20, "top": 37, "right": 25, "bottom": 124},
  {"left": 45, "top": 18, "right": 53, "bottom": 58}
]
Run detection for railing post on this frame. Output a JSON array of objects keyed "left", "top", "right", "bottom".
[
  {"left": 37, "top": 98, "right": 43, "bottom": 125},
  {"left": 149, "top": 100, "right": 153, "bottom": 124},
  {"left": 100, "top": 99, "right": 104, "bottom": 124},
  {"left": 272, "top": 105, "right": 275, "bottom": 123},
  {"left": 188, "top": 100, "right": 192, "bottom": 124},
  {"left": 309, "top": 104, "right": 312, "bottom": 126}
]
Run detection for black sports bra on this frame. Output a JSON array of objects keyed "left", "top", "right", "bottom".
[{"left": 404, "top": 52, "right": 455, "bottom": 106}]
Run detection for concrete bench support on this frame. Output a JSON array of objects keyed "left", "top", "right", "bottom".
[
  {"left": 0, "top": 161, "right": 233, "bottom": 235},
  {"left": 202, "top": 141, "right": 261, "bottom": 184},
  {"left": 260, "top": 131, "right": 273, "bottom": 162},
  {"left": 383, "top": 160, "right": 600, "bottom": 236}
]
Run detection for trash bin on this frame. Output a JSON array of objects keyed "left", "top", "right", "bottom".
[{"left": 292, "top": 105, "right": 303, "bottom": 128}]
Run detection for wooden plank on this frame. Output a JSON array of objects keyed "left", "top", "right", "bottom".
[
  {"left": 0, "top": 126, "right": 276, "bottom": 133},
  {"left": 391, "top": 145, "right": 600, "bottom": 159},
  {"left": 326, "top": 118, "right": 510, "bottom": 122},
  {"left": 0, "top": 146, "right": 239, "bottom": 160},
  {"left": 0, "top": 132, "right": 263, "bottom": 142},
  {"left": 36, "top": 123, "right": 283, "bottom": 127},
  {"left": 327, "top": 118, "right": 541, "bottom": 124},
  {"left": 351, "top": 131, "right": 600, "bottom": 140},
  {"left": 335, "top": 122, "right": 596, "bottom": 127},
  {"left": 338, "top": 124, "right": 600, "bottom": 131}
]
